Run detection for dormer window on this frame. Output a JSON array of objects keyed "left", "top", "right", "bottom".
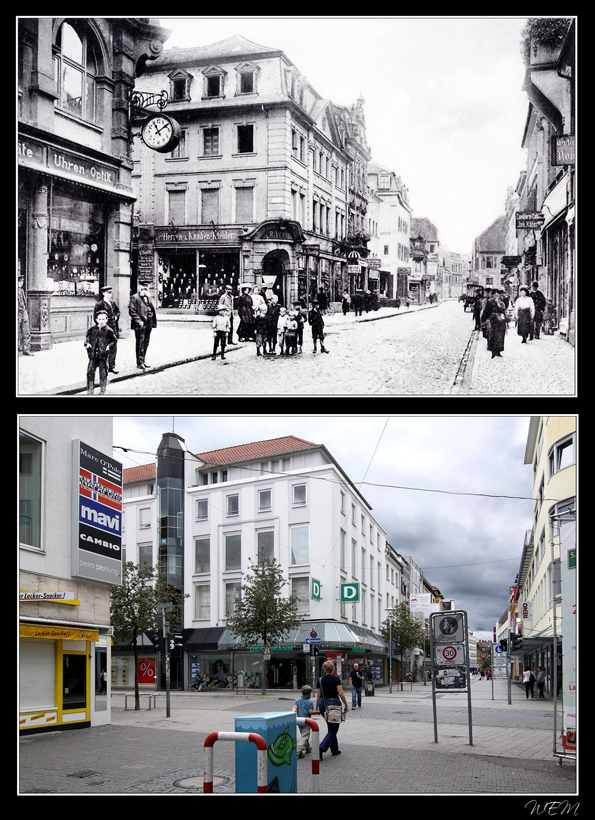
[
  {"left": 169, "top": 69, "right": 193, "bottom": 101},
  {"left": 235, "top": 62, "right": 259, "bottom": 96},
  {"left": 240, "top": 71, "right": 253, "bottom": 93},
  {"left": 202, "top": 66, "right": 227, "bottom": 99},
  {"left": 207, "top": 75, "right": 221, "bottom": 96}
]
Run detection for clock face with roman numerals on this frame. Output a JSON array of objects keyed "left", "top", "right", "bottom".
[{"left": 141, "top": 114, "right": 181, "bottom": 153}]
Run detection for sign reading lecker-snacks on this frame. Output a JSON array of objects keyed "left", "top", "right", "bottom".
[{"left": 72, "top": 440, "right": 123, "bottom": 586}]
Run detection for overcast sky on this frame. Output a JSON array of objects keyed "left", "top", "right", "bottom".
[
  {"left": 159, "top": 15, "right": 530, "bottom": 255},
  {"left": 113, "top": 414, "right": 540, "bottom": 641}
]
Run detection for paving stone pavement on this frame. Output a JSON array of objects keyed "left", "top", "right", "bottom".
[{"left": 19, "top": 679, "right": 578, "bottom": 798}]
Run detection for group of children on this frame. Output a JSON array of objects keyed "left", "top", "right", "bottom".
[{"left": 212, "top": 297, "right": 329, "bottom": 361}]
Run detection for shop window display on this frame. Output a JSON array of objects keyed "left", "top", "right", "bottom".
[
  {"left": 48, "top": 191, "right": 104, "bottom": 297},
  {"left": 157, "top": 251, "right": 240, "bottom": 311}
]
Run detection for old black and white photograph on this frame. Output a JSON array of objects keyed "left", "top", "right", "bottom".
[{"left": 17, "top": 17, "right": 576, "bottom": 396}]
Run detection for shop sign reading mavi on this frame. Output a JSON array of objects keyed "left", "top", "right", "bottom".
[{"left": 72, "top": 440, "right": 123, "bottom": 586}]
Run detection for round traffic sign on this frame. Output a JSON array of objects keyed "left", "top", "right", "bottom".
[
  {"left": 443, "top": 646, "right": 457, "bottom": 661},
  {"left": 310, "top": 631, "right": 317, "bottom": 639}
]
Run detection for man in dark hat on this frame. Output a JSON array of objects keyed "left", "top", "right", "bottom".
[
  {"left": 94, "top": 285, "right": 120, "bottom": 373},
  {"left": 529, "top": 281, "right": 546, "bottom": 339},
  {"left": 217, "top": 283, "right": 236, "bottom": 345},
  {"left": 129, "top": 283, "right": 157, "bottom": 369}
]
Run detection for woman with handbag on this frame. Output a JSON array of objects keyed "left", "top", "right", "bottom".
[{"left": 315, "top": 660, "right": 349, "bottom": 759}]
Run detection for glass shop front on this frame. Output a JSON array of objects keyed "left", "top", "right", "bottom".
[{"left": 184, "top": 622, "right": 387, "bottom": 693}]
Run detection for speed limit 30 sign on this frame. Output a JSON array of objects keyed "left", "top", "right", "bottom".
[{"left": 435, "top": 644, "right": 464, "bottom": 664}]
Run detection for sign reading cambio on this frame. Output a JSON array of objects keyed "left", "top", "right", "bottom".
[{"left": 72, "top": 440, "right": 123, "bottom": 586}]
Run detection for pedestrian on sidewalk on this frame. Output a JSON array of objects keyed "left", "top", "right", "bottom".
[
  {"left": 472, "top": 289, "right": 483, "bottom": 331},
  {"left": 530, "top": 282, "right": 546, "bottom": 339},
  {"left": 523, "top": 666, "right": 536, "bottom": 699},
  {"left": 284, "top": 310, "right": 299, "bottom": 355},
  {"left": 217, "top": 284, "right": 236, "bottom": 345},
  {"left": 265, "top": 295, "right": 281, "bottom": 354},
  {"left": 316, "top": 660, "right": 348, "bottom": 760},
  {"left": 84, "top": 310, "right": 117, "bottom": 395},
  {"left": 342, "top": 290, "right": 351, "bottom": 315},
  {"left": 237, "top": 285, "right": 254, "bottom": 342},
  {"left": 480, "top": 288, "right": 492, "bottom": 341},
  {"left": 481, "top": 289, "right": 507, "bottom": 358},
  {"left": 18, "top": 275, "right": 34, "bottom": 356},
  {"left": 349, "top": 662, "right": 364, "bottom": 708},
  {"left": 294, "top": 302, "right": 306, "bottom": 353},
  {"left": 129, "top": 283, "right": 157, "bottom": 369},
  {"left": 211, "top": 307, "right": 229, "bottom": 361},
  {"left": 536, "top": 666, "right": 546, "bottom": 699},
  {"left": 94, "top": 286, "right": 120, "bottom": 374},
  {"left": 352, "top": 291, "right": 363, "bottom": 317},
  {"left": 292, "top": 685, "right": 319, "bottom": 758},
  {"left": 309, "top": 300, "right": 329, "bottom": 354},
  {"left": 254, "top": 300, "right": 268, "bottom": 357},
  {"left": 514, "top": 287, "right": 535, "bottom": 343},
  {"left": 277, "top": 306, "right": 288, "bottom": 354}
]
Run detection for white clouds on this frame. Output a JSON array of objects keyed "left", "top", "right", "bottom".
[{"left": 113, "top": 415, "right": 534, "bottom": 639}]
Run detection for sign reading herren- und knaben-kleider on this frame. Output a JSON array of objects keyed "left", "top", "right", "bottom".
[{"left": 72, "top": 440, "right": 123, "bottom": 586}]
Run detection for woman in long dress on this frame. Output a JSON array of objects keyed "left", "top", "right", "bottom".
[
  {"left": 481, "top": 290, "right": 507, "bottom": 358},
  {"left": 237, "top": 285, "right": 254, "bottom": 341},
  {"left": 514, "top": 287, "right": 535, "bottom": 343}
]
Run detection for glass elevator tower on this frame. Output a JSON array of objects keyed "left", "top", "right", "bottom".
[{"left": 156, "top": 432, "right": 186, "bottom": 688}]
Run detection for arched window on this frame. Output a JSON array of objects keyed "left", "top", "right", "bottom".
[{"left": 54, "top": 21, "right": 99, "bottom": 123}]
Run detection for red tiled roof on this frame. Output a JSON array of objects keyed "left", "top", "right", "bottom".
[
  {"left": 123, "top": 463, "right": 157, "bottom": 484},
  {"left": 195, "top": 435, "right": 320, "bottom": 466},
  {"left": 123, "top": 435, "right": 320, "bottom": 485}
]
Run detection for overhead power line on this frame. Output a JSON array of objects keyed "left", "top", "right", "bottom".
[{"left": 114, "top": 445, "right": 556, "bottom": 502}]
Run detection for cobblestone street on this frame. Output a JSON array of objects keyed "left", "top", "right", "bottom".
[{"left": 46, "top": 301, "right": 574, "bottom": 396}]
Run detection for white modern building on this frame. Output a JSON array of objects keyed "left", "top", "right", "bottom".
[{"left": 120, "top": 431, "right": 424, "bottom": 691}]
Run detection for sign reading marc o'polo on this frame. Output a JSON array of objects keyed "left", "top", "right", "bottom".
[{"left": 72, "top": 440, "right": 123, "bottom": 586}]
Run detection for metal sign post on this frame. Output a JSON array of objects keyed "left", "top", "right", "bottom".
[
  {"left": 157, "top": 602, "right": 173, "bottom": 717},
  {"left": 429, "top": 610, "right": 473, "bottom": 745}
]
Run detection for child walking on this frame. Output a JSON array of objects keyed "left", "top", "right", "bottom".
[
  {"left": 277, "top": 307, "right": 288, "bottom": 354},
  {"left": 308, "top": 300, "right": 329, "bottom": 353},
  {"left": 84, "top": 310, "right": 117, "bottom": 395},
  {"left": 292, "top": 685, "right": 318, "bottom": 758},
  {"left": 284, "top": 310, "right": 299, "bottom": 354},
  {"left": 212, "top": 307, "right": 230, "bottom": 360}
]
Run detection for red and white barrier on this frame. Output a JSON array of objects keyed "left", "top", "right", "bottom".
[
  {"left": 296, "top": 717, "right": 320, "bottom": 793},
  {"left": 203, "top": 731, "right": 267, "bottom": 793}
]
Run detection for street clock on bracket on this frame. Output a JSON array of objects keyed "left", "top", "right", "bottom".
[{"left": 141, "top": 113, "right": 181, "bottom": 153}]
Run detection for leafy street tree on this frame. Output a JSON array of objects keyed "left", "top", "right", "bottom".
[
  {"left": 110, "top": 561, "right": 188, "bottom": 709},
  {"left": 225, "top": 557, "right": 301, "bottom": 696},
  {"left": 381, "top": 602, "right": 425, "bottom": 689}
]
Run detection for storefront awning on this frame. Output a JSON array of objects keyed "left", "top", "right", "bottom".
[
  {"left": 509, "top": 635, "right": 558, "bottom": 656},
  {"left": 217, "top": 621, "right": 386, "bottom": 652},
  {"left": 185, "top": 627, "right": 225, "bottom": 651}
]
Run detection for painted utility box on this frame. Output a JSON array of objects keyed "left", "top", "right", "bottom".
[{"left": 235, "top": 712, "right": 297, "bottom": 793}]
